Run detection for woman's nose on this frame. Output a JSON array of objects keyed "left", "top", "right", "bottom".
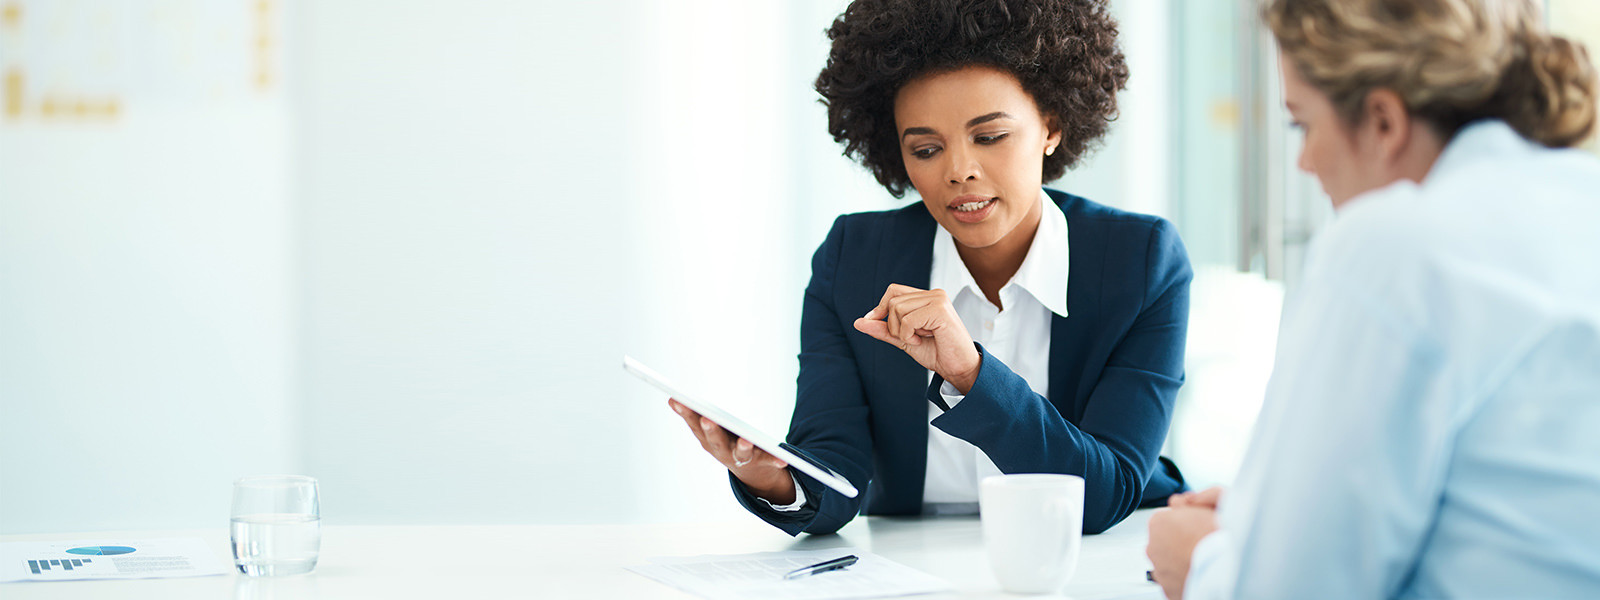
[{"left": 945, "top": 146, "right": 980, "bottom": 184}]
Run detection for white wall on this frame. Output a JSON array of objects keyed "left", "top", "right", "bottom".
[
  {"left": 0, "top": 0, "right": 296, "bottom": 533},
  {"left": 290, "top": 0, "right": 892, "bottom": 526}
]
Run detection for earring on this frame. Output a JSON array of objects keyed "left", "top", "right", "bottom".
[{"left": 1045, "top": 146, "right": 1055, "bottom": 156}]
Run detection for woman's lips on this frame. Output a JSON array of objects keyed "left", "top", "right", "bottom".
[{"left": 949, "top": 196, "right": 998, "bottom": 224}]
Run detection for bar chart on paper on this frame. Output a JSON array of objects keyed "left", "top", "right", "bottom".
[
  {"left": 19, "top": 546, "right": 135, "bottom": 574},
  {"left": 0, "top": 538, "right": 227, "bottom": 582},
  {"left": 27, "top": 556, "right": 98, "bottom": 575}
]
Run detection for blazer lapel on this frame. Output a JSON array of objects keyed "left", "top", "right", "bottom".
[
  {"left": 882, "top": 205, "right": 935, "bottom": 290},
  {"left": 1047, "top": 193, "right": 1084, "bottom": 420},
  {"left": 1048, "top": 313, "right": 1072, "bottom": 414}
]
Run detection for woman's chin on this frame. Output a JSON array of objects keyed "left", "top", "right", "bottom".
[{"left": 948, "top": 226, "right": 1005, "bottom": 250}]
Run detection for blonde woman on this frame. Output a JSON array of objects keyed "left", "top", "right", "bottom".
[{"left": 1147, "top": 0, "right": 1600, "bottom": 598}]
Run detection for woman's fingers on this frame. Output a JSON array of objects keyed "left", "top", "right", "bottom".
[
  {"left": 732, "top": 438, "right": 753, "bottom": 465},
  {"left": 882, "top": 291, "right": 942, "bottom": 343},
  {"left": 862, "top": 286, "right": 896, "bottom": 321},
  {"left": 699, "top": 416, "right": 731, "bottom": 456},
  {"left": 853, "top": 317, "right": 897, "bottom": 346},
  {"left": 668, "top": 399, "right": 738, "bottom": 463},
  {"left": 731, "top": 438, "right": 791, "bottom": 472},
  {"left": 855, "top": 286, "right": 965, "bottom": 364},
  {"left": 669, "top": 400, "right": 789, "bottom": 477},
  {"left": 1168, "top": 487, "right": 1223, "bottom": 509},
  {"left": 864, "top": 283, "right": 921, "bottom": 322},
  {"left": 891, "top": 292, "right": 951, "bottom": 345},
  {"left": 669, "top": 399, "right": 709, "bottom": 442},
  {"left": 1189, "top": 486, "right": 1224, "bottom": 508},
  {"left": 896, "top": 302, "right": 949, "bottom": 345},
  {"left": 858, "top": 294, "right": 926, "bottom": 348}
]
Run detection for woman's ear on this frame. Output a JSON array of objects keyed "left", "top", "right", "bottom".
[
  {"left": 1043, "top": 115, "right": 1063, "bottom": 156},
  {"left": 1361, "top": 88, "right": 1412, "bottom": 165}
]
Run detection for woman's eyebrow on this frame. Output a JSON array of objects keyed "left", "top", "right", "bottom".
[
  {"left": 901, "top": 111, "right": 1015, "bottom": 140},
  {"left": 966, "top": 111, "right": 1013, "bottom": 127}
]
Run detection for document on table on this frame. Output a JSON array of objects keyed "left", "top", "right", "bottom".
[
  {"left": 626, "top": 549, "right": 950, "bottom": 600},
  {"left": 0, "top": 538, "right": 229, "bottom": 583}
]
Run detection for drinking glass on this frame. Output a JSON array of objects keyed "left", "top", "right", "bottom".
[{"left": 230, "top": 475, "right": 321, "bottom": 576}]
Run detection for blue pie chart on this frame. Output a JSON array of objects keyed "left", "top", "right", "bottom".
[{"left": 66, "top": 546, "right": 135, "bottom": 556}]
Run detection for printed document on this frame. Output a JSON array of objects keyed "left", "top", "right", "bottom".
[
  {"left": 0, "top": 537, "right": 229, "bottom": 582},
  {"left": 627, "top": 549, "right": 949, "bottom": 600}
]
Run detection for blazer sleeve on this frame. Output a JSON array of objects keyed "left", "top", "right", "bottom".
[
  {"left": 930, "top": 218, "right": 1191, "bottom": 533},
  {"left": 729, "top": 215, "right": 874, "bottom": 535}
]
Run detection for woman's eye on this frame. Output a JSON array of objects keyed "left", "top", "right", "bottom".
[
  {"left": 976, "top": 133, "right": 1009, "bottom": 144},
  {"left": 912, "top": 147, "right": 939, "bottom": 159}
]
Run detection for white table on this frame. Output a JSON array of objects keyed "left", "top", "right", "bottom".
[{"left": 2, "top": 510, "right": 1162, "bottom": 599}]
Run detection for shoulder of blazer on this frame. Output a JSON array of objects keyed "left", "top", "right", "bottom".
[
  {"left": 1045, "top": 187, "right": 1168, "bottom": 229},
  {"left": 1045, "top": 187, "right": 1185, "bottom": 265}
]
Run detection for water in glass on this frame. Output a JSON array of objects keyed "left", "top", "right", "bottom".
[{"left": 231, "top": 513, "right": 321, "bottom": 576}]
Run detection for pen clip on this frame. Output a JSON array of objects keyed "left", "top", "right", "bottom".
[{"left": 783, "top": 554, "right": 858, "bottom": 580}]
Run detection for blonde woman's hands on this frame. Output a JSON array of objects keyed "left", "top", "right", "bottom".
[
  {"left": 853, "top": 284, "right": 982, "bottom": 393},
  {"left": 667, "top": 399, "right": 796, "bottom": 504},
  {"left": 1169, "top": 486, "right": 1224, "bottom": 510},
  {"left": 1146, "top": 501, "right": 1220, "bottom": 600}
]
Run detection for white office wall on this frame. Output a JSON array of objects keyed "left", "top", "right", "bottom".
[
  {"left": 293, "top": 0, "right": 653, "bottom": 525},
  {"left": 0, "top": 1, "right": 296, "bottom": 533},
  {"left": 292, "top": 0, "right": 892, "bottom": 526}
]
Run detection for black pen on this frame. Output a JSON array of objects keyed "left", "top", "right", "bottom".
[{"left": 784, "top": 555, "right": 859, "bottom": 580}]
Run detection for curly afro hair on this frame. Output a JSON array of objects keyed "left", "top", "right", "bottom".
[{"left": 815, "top": 0, "right": 1129, "bottom": 198}]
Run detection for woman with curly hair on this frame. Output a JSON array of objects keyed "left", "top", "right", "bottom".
[
  {"left": 671, "top": 0, "right": 1191, "bottom": 536},
  {"left": 1146, "top": 0, "right": 1600, "bottom": 598}
]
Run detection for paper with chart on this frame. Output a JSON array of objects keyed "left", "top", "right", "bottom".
[
  {"left": 626, "top": 549, "right": 950, "bottom": 600},
  {"left": 0, "top": 538, "right": 229, "bottom": 582}
]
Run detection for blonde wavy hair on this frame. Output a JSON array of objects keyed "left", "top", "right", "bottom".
[{"left": 1264, "top": 0, "right": 1598, "bottom": 148}]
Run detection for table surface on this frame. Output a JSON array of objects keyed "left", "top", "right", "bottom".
[{"left": 1, "top": 509, "right": 1163, "bottom": 599}]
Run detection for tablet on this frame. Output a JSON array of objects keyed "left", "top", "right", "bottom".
[{"left": 623, "top": 356, "right": 859, "bottom": 498}]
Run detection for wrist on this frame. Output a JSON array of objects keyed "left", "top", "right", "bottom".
[
  {"left": 744, "top": 470, "right": 797, "bottom": 505},
  {"left": 943, "top": 349, "right": 982, "bottom": 394}
]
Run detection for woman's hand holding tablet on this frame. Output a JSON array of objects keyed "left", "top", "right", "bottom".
[
  {"left": 623, "top": 356, "right": 859, "bottom": 502},
  {"left": 666, "top": 399, "right": 797, "bottom": 505}
]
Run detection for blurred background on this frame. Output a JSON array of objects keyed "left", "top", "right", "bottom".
[{"left": 2, "top": 0, "right": 1596, "bottom": 534}]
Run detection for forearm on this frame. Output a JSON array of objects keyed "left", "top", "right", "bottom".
[
  {"left": 931, "top": 351, "right": 1173, "bottom": 532},
  {"left": 939, "top": 402, "right": 1146, "bottom": 532}
]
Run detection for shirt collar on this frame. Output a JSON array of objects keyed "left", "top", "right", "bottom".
[
  {"left": 1428, "top": 120, "right": 1531, "bottom": 182},
  {"left": 930, "top": 189, "right": 1070, "bottom": 317}
]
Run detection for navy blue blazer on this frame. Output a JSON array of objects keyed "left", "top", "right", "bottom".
[{"left": 732, "top": 188, "right": 1190, "bottom": 535}]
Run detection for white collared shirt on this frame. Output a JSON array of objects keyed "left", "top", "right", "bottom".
[
  {"left": 923, "top": 188, "right": 1070, "bottom": 511},
  {"left": 1185, "top": 121, "right": 1600, "bottom": 598}
]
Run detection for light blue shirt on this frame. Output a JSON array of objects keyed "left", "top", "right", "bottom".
[{"left": 1186, "top": 121, "right": 1600, "bottom": 599}]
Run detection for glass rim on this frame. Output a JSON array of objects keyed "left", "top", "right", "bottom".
[{"left": 233, "top": 474, "right": 318, "bottom": 487}]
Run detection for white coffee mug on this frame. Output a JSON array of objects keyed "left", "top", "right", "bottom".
[{"left": 979, "top": 473, "right": 1084, "bottom": 594}]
